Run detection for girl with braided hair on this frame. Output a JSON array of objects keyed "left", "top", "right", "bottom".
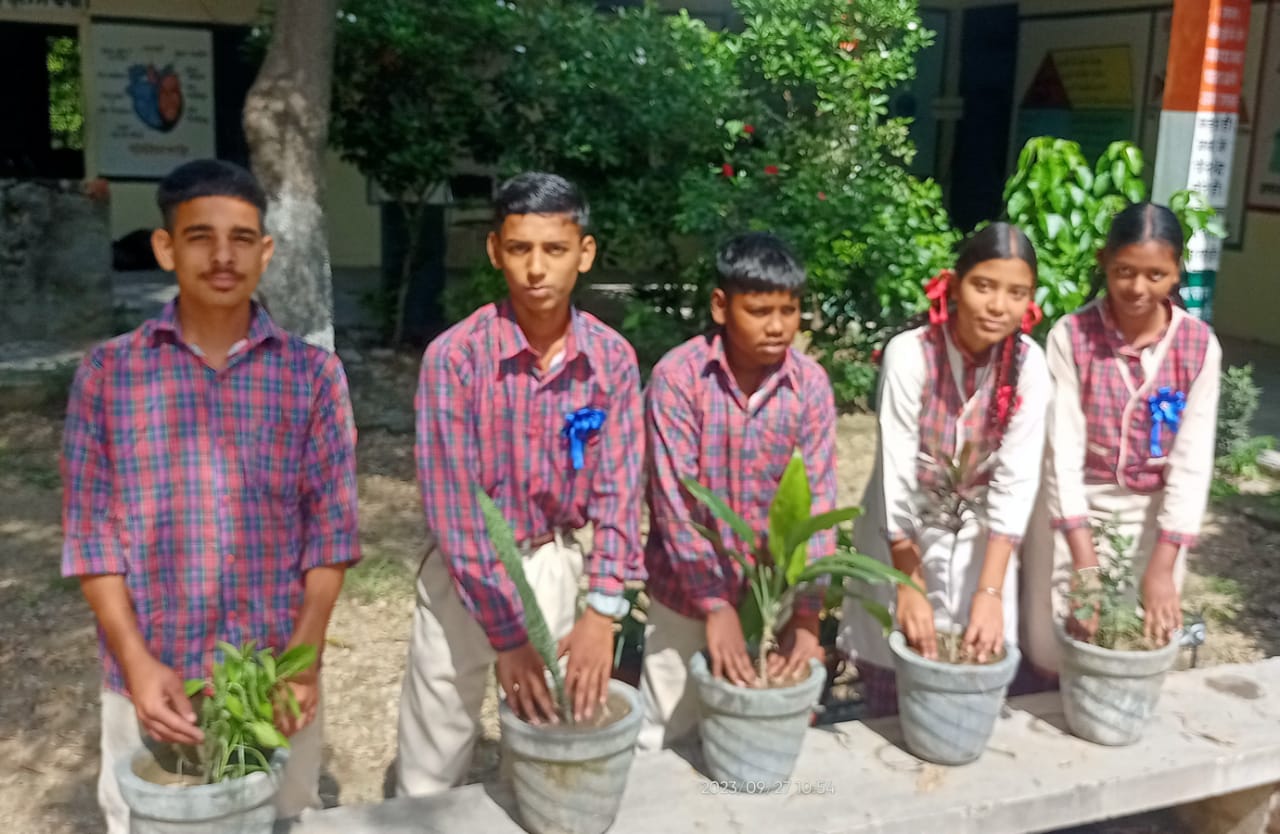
[{"left": 838, "top": 223, "right": 1050, "bottom": 718}]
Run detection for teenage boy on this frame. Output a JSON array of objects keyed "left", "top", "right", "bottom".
[
  {"left": 61, "top": 159, "right": 359, "bottom": 832},
  {"left": 638, "top": 232, "right": 837, "bottom": 750},
  {"left": 395, "top": 172, "right": 644, "bottom": 795}
]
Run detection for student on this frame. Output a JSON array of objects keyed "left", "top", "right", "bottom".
[
  {"left": 396, "top": 172, "right": 644, "bottom": 795},
  {"left": 638, "top": 232, "right": 836, "bottom": 751},
  {"left": 838, "top": 223, "right": 1050, "bottom": 717},
  {"left": 61, "top": 159, "right": 359, "bottom": 833},
  {"left": 1022, "top": 202, "right": 1221, "bottom": 677}
]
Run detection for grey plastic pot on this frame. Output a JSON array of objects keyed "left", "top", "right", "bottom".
[
  {"left": 115, "top": 745, "right": 288, "bottom": 834},
  {"left": 499, "top": 679, "right": 643, "bottom": 834},
  {"left": 1055, "top": 621, "right": 1179, "bottom": 746},
  {"left": 888, "top": 630, "right": 1020, "bottom": 766},
  {"left": 688, "top": 652, "right": 826, "bottom": 790}
]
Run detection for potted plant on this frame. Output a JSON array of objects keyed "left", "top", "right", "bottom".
[
  {"left": 1055, "top": 521, "right": 1180, "bottom": 746},
  {"left": 477, "top": 490, "right": 643, "bottom": 834},
  {"left": 114, "top": 640, "right": 318, "bottom": 833},
  {"left": 887, "top": 442, "right": 1021, "bottom": 766},
  {"left": 682, "top": 450, "right": 914, "bottom": 790}
]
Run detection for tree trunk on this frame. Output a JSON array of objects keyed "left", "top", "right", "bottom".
[{"left": 242, "top": 0, "right": 337, "bottom": 350}]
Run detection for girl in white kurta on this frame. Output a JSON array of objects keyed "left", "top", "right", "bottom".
[
  {"left": 1021, "top": 202, "right": 1221, "bottom": 678},
  {"left": 839, "top": 223, "right": 1051, "bottom": 717}
]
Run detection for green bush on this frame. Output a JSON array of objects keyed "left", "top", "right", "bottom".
[
  {"left": 441, "top": 260, "right": 509, "bottom": 325},
  {"left": 1217, "top": 364, "right": 1261, "bottom": 458}
]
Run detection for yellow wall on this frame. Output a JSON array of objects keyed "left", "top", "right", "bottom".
[
  {"left": 324, "top": 151, "right": 381, "bottom": 268},
  {"left": 1216, "top": 212, "right": 1280, "bottom": 344}
]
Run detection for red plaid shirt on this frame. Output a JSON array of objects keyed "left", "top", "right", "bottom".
[
  {"left": 416, "top": 302, "right": 644, "bottom": 652},
  {"left": 1048, "top": 299, "right": 1218, "bottom": 547},
  {"left": 61, "top": 300, "right": 360, "bottom": 694},
  {"left": 644, "top": 331, "right": 838, "bottom": 619}
]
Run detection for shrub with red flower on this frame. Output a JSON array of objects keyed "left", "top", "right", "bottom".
[
  {"left": 743, "top": 124, "right": 755, "bottom": 134},
  {"left": 721, "top": 163, "right": 735, "bottom": 178},
  {"left": 764, "top": 164, "right": 779, "bottom": 176}
]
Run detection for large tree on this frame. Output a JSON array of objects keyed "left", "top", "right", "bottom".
[{"left": 244, "top": 0, "right": 338, "bottom": 350}]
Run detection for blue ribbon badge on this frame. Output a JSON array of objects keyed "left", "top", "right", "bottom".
[
  {"left": 1147, "top": 387, "right": 1186, "bottom": 458},
  {"left": 561, "top": 408, "right": 606, "bottom": 471}
]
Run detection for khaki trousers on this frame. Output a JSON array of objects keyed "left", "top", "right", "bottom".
[
  {"left": 637, "top": 599, "right": 706, "bottom": 752},
  {"left": 98, "top": 686, "right": 323, "bottom": 834},
  {"left": 1021, "top": 483, "right": 1187, "bottom": 677},
  {"left": 394, "top": 533, "right": 583, "bottom": 797}
]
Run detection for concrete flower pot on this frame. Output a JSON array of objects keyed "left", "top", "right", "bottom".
[
  {"left": 688, "top": 652, "right": 826, "bottom": 790},
  {"left": 1055, "top": 621, "right": 1180, "bottom": 746},
  {"left": 889, "top": 630, "right": 1020, "bottom": 765},
  {"left": 115, "top": 745, "right": 288, "bottom": 834},
  {"left": 499, "top": 679, "right": 643, "bottom": 834}
]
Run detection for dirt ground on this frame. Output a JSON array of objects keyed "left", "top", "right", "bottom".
[{"left": 1, "top": 351, "right": 1274, "bottom": 832}]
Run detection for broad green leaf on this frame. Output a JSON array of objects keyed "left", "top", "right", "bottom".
[
  {"left": 217, "top": 641, "right": 243, "bottom": 663},
  {"left": 249, "top": 721, "right": 289, "bottom": 750},
  {"left": 476, "top": 488, "right": 565, "bottom": 714},
  {"left": 1044, "top": 213, "right": 1067, "bottom": 242},
  {"left": 682, "top": 477, "right": 757, "bottom": 549},
  {"left": 769, "top": 450, "right": 811, "bottom": 583},
  {"left": 781, "top": 506, "right": 862, "bottom": 564},
  {"left": 738, "top": 587, "right": 764, "bottom": 644},
  {"left": 1111, "top": 159, "right": 1127, "bottom": 190},
  {"left": 1123, "top": 144, "right": 1143, "bottom": 176},
  {"left": 859, "top": 598, "right": 893, "bottom": 632},
  {"left": 275, "top": 644, "right": 317, "bottom": 681},
  {"left": 225, "top": 695, "right": 244, "bottom": 720},
  {"left": 1093, "top": 171, "right": 1112, "bottom": 198},
  {"left": 184, "top": 679, "right": 205, "bottom": 698},
  {"left": 797, "top": 553, "right": 920, "bottom": 593}
]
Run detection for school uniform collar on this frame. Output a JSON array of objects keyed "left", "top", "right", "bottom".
[
  {"left": 145, "top": 297, "right": 283, "bottom": 356},
  {"left": 493, "top": 299, "right": 594, "bottom": 373},
  {"left": 702, "top": 328, "right": 800, "bottom": 398},
  {"left": 1099, "top": 296, "right": 1178, "bottom": 356},
  {"left": 941, "top": 321, "right": 994, "bottom": 369}
]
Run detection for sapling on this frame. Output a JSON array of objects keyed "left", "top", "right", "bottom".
[
  {"left": 180, "top": 640, "right": 317, "bottom": 783},
  {"left": 1065, "top": 519, "right": 1150, "bottom": 651},
  {"left": 683, "top": 450, "right": 915, "bottom": 687}
]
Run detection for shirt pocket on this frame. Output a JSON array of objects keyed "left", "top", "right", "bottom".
[{"left": 250, "top": 421, "right": 306, "bottom": 503}]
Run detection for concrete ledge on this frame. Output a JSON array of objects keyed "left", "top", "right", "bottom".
[{"left": 280, "top": 658, "right": 1280, "bottom": 834}]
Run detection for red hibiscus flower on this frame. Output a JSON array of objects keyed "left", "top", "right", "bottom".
[
  {"left": 722, "top": 163, "right": 734, "bottom": 178},
  {"left": 743, "top": 124, "right": 756, "bottom": 134},
  {"left": 818, "top": 191, "right": 827, "bottom": 201},
  {"left": 839, "top": 39, "right": 859, "bottom": 52},
  {"left": 764, "top": 164, "right": 779, "bottom": 176}
]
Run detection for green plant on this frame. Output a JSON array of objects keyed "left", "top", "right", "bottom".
[
  {"left": 475, "top": 488, "right": 568, "bottom": 720},
  {"left": 1217, "top": 364, "right": 1262, "bottom": 458},
  {"left": 181, "top": 641, "right": 317, "bottom": 783},
  {"left": 1002, "top": 137, "right": 1226, "bottom": 332},
  {"left": 683, "top": 449, "right": 915, "bottom": 686},
  {"left": 817, "top": 350, "right": 878, "bottom": 411},
  {"left": 1065, "top": 521, "right": 1145, "bottom": 651},
  {"left": 619, "top": 298, "right": 704, "bottom": 381},
  {"left": 442, "top": 259, "right": 510, "bottom": 325}
]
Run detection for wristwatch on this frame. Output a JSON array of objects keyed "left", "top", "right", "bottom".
[{"left": 585, "top": 591, "right": 631, "bottom": 619}]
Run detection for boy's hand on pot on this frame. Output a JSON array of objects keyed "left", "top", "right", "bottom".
[
  {"left": 1066, "top": 568, "right": 1101, "bottom": 642},
  {"left": 963, "top": 592, "right": 1003, "bottom": 663},
  {"left": 124, "top": 651, "right": 203, "bottom": 745},
  {"left": 705, "top": 606, "right": 754, "bottom": 687},
  {"left": 768, "top": 615, "right": 822, "bottom": 682},
  {"left": 1141, "top": 569, "right": 1182, "bottom": 645},
  {"left": 558, "top": 608, "right": 613, "bottom": 722},
  {"left": 897, "top": 585, "right": 937, "bottom": 660},
  {"left": 497, "top": 643, "right": 559, "bottom": 725}
]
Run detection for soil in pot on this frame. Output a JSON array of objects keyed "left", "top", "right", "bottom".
[
  {"left": 922, "top": 630, "right": 1008, "bottom": 666},
  {"left": 537, "top": 691, "right": 631, "bottom": 732}
]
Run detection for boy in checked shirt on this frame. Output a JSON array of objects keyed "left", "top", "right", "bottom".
[
  {"left": 638, "top": 232, "right": 837, "bottom": 750},
  {"left": 61, "top": 159, "right": 359, "bottom": 832},
  {"left": 395, "top": 172, "right": 644, "bottom": 795}
]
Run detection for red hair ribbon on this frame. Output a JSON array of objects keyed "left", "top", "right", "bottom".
[
  {"left": 924, "top": 269, "right": 954, "bottom": 325},
  {"left": 1020, "top": 300, "right": 1044, "bottom": 334}
]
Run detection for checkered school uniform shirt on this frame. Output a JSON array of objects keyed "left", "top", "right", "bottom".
[
  {"left": 643, "top": 331, "right": 838, "bottom": 619},
  {"left": 1046, "top": 299, "right": 1219, "bottom": 547},
  {"left": 61, "top": 300, "right": 360, "bottom": 694},
  {"left": 416, "top": 301, "right": 644, "bottom": 651}
]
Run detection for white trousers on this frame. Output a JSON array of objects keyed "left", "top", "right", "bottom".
[
  {"left": 394, "top": 534, "right": 583, "bottom": 797},
  {"left": 636, "top": 599, "right": 706, "bottom": 752},
  {"left": 1020, "top": 483, "right": 1188, "bottom": 676},
  {"left": 98, "top": 686, "right": 323, "bottom": 834}
]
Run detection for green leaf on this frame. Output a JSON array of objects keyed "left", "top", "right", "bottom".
[
  {"left": 689, "top": 521, "right": 755, "bottom": 579},
  {"left": 184, "top": 678, "right": 205, "bottom": 698},
  {"left": 1123, "top": 180, "right": 1145, "bottom": 204},
  {"left": 769, "top": 450, "right": 811, "bottom": 584},
  {"left": 225, "top": 695, "right": 244, "bottom": 720},
  {"left": 1123, "top": 144, "right": 1143, "bottom": 176},
  {"left": 249, "top": 721, "right": 289, "bottom": 750},
  {"left": 275, "top": 644, "right": 317, "bottom": 681},
  {"left": 217, "top": 641, "right": 243, "bottom": 663},
  {"left": 796, "top": 552, "right": 920, "bottom": 593},
  {"left": 682, "top": 477, "right": 758, "bottom": 550},
  {"left": 781, "top": 506, "right": 862, "bottom": 564},
  {"left": 476, "top": 488, "right": 565, "bottom": 713},
  {"left": 859, "top": 598, "right": 893, "bottom": 632},
  {"left": 737, "top": 588, "right": 764, "bottom": 645},
  {"left": 1111, "top": 159, "right": 1127, "bottom": 190}
]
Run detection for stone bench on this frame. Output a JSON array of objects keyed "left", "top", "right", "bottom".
[{"left": 278, "top": 658, "right": 1280, "bottom": 834}]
